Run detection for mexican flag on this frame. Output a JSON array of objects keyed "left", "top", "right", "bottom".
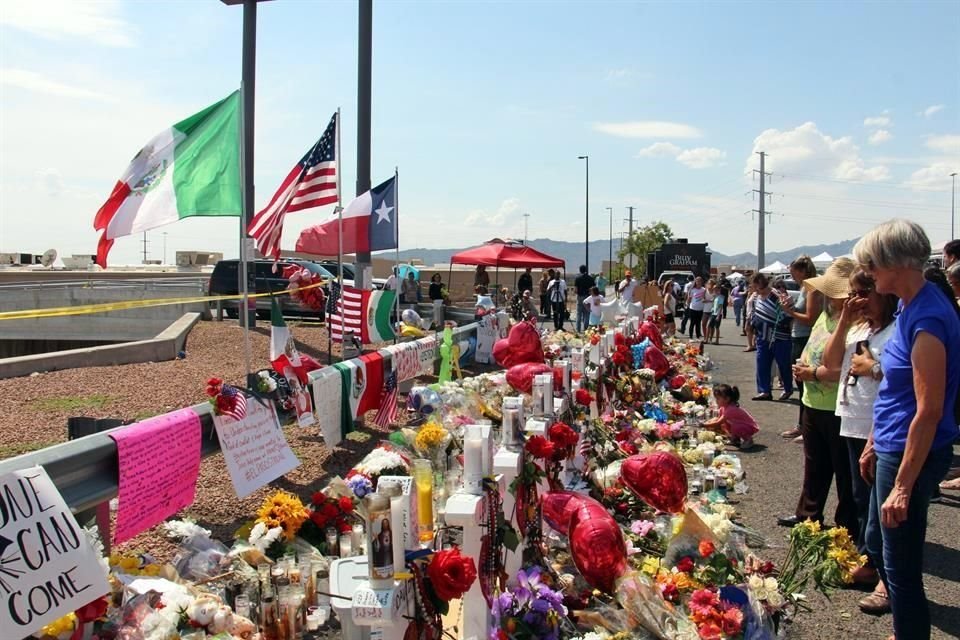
[
  {"left": 93, "top": 91, "right": 242, "bottom": 267},
  {"left": 270, "top": 297, "right": 305, "bottom": 382},
  {"left": 365, "top": 289, "right": 396, "bottom": 343}
]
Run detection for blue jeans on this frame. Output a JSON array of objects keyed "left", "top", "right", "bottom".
[
  {"left": 733, "top": 298, "right": 744, "bottom": 326},
  {"left": 865, "top": 445, "right": 952, "bottom": 640},
  {"left": 755, "top": 337, "right": 793, "bottom": 395},
  {"left": 845, "top": 436, "right": 870, "bottom": 555},
  {"left": 576, "top": 295, "right": 587, "bottom": 332}
]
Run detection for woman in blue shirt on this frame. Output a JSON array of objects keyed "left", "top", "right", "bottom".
[{"left": 854, "top": 219, "right": 960, "bottom": 640}]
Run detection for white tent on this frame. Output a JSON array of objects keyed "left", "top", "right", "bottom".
[
  {"left": 728, "top": 271, "right": 745, "bottom": 281},
  {"left": 812, "top": 251, "right": 833, "bottom": 267},
  {"left": 760, "top": 260, "right": 788, "bottom": 274}
]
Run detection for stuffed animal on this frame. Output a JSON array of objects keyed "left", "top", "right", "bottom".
[{"left": 187, "top": 595, "right": 220, "bottom": 627}]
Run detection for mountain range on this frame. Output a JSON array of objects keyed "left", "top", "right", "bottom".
[{"left": 395, "top": 237, "right": 861, "bottom": 273}]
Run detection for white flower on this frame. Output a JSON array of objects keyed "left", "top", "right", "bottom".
[
  {"left": 82, "top": 526, "right": 110, "bottom": 579},
  {"left": 248, "top": 521, "right": 267, "bottom": 545},
  {"left": 163, "top": 518, "right": 211, "bottom": 541}
]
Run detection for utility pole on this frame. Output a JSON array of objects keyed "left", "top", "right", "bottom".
[
  {"left": 606, "top": 206, "right": 613, "bottom": 282},
  {"left": 626, "top": 206, "right": 635, "bottom": 269},
  {"left": 141, "top": 232, "right": 149, "bottom": 264},
  {"left": 951, "top": 172, "right": 957, "bottom": 240},
  {"left": 752, "top": 151, "right": 773, "bottom": 271},
  {"left": 354, "top": 0, "right": 373, "bottom": 287},
  {"left": 522, "top": 212, "right": 530, "bottom": 243}
]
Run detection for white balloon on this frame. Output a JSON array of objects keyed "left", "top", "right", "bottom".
[
  {"left": 401, "top": 308, "right": 423, "bottom": 326},
  {"left": 599, "top": 298, "right": 624, "bottom": 324}
]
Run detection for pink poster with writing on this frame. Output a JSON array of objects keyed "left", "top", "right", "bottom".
[{"left": 110, "top": 408, "right": 202, "bottom": 543}]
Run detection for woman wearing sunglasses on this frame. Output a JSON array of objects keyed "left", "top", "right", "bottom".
[
  {"left": 853, "top": 219, "right": 960, "bottom": 640},
  {"left": 821, "top": 270, "right": 899, "bottom": 611}
]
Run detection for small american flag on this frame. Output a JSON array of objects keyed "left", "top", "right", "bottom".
[
  {"left": 248, "top": 113, "right": 338, "bottom": 260},
  {"left": 373, "top": 369, "right": 399, "bottom": 427},
  {"left": 328, "top": 285, "right": 364, "bottom": 343},
  {"left": 220, "top": 385, "right": 248, "bottom": 422}
]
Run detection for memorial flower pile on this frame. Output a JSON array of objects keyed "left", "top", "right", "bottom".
[{"left": 492, "top": 566, "right": 568, "bottom": 640}]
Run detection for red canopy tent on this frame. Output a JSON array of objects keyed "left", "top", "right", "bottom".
[
  {"left": 448, "top": 241, "right": 565, "bottom": 302},
  {"left": 450, "top": 241, "right": 565, "bottom": 268}
]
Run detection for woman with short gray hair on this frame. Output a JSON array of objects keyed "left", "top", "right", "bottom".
[{"left": 854, "top": 219, "right": 960, "bottom": 640}]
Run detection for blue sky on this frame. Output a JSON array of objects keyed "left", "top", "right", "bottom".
[{"left": 1, "top": 0, "right": 958, "bottom": 266}]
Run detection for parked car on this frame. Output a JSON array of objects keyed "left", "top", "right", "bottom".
[{"left": 208, "top": 259, "right": 339, "bottom": 321}]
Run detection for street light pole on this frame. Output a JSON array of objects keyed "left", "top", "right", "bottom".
[
  {"left": 606, "top": 206, "right": 613, "bottom": 283},
  {"left": 578, "top": 155, "right": 589, "bottom": 271},
  {"left": 951, "top": 172, "right": 957, "bottom": 240}
]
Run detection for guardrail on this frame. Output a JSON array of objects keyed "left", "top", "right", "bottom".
[{"left": 0, "top": 322, "right": 479, "bottom": 521}]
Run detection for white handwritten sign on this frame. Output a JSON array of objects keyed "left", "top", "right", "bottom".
[
  {"left": 214, "top": 400, "right": 300, "bottom": 498},
  {"left": 475, "top": 315, "right": 498, "bottom": 364},
  {"left": 110, "top": 408, "right": 202, "bottom": 543},
  {"left": 0, "top": 467, "right": 110, "bottom": 635},
  {"left": 311, "top": 371, "right": 343, "bottom": 448}
]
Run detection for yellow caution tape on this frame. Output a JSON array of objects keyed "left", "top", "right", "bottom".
[{"left": 0, "top": 281, "right": 328, "bottom": 321}]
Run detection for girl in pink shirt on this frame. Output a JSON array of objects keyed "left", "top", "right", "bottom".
[{"left": 704, "top": 384, "right": 759, "bottom": 450}]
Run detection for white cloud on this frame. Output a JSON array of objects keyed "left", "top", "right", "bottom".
[
  {"left": 636, "top": 142, "right": 725, "bottom": 169},
  {"left": 925, "top": 134, "right": 960, "bottom": 154},
  {"left": 464, "top": 197, "right": 522, "bottom": 227},
  {"left": 0, "top": 68, "right": 114, "bottom": 101},
  {"left": 593, "top": 121, "right": 701, "bottom": 139},
  {"left": 906, "top": 162, "right": 958, "bottom": 191},
  {"left": 920, "top": 104, "right": 945, "bottom": 118},
  {"left": 0, "top": 0, "right": 134, "bottom": 47},
  {"left": 746, "top": 121, "right": 890, "bottom": 182},
  {"left": 868, "top": 129, "right": 892, "bottom": 145},
  {"left": 676, "top": 147, "right": 727, "bottom": 169},
  {"left": 636, "top": 142, "right": 681, "bottom": 158},
  {"left": 35, "top": 169, "right": 63, "bottom": 197},
  {"left": 863, "top": 116, "right": 892, "bottom": 128}
]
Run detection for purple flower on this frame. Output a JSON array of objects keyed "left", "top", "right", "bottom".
[{"left": 346, "top": 475, "right": 373, "bottom": 498}]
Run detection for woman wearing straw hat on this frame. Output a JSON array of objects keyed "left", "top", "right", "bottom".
[
  {"left": 776, "top": 257, "right": 858, "bottom": 537},
  {"left": 854, "top": 220, "right": 959, "bottom": 640}
]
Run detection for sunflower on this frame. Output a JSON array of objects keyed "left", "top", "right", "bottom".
[{"left": 256, "top": 490, "right": 309, "bottom": 541}]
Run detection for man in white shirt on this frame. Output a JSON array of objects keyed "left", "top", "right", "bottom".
[
  {"left": 548, "top": 273, "right": 568, "bottom": 331},
  {"left": 618, "top": 271, "right": 638, "bottom": 305},
  {"left": 679, "top": 276, "right": 695, "bottom": 334},
  {"left": 384, "top": 268, "right": 398, "bottom": 291}
]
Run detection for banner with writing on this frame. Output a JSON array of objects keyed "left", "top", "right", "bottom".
[
  {"left": 213, "top": 400, "right": 300, "bottom": 498},
  {"left": 0, "top": 467, "right": 110, "bottom": 635},
  {"left": 311, "top": 371, "right": 343, "bottom": 447},
  {"left": 110, "top": 408, "right": 202, "bottom": 543}
]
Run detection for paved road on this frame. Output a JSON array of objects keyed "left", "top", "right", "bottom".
[{"left": 704, "top": 333, "right": 960, "bottom": 639}]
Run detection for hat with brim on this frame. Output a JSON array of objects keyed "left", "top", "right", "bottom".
[{"left": 803, "top": 257, "right": 856, "bottom": 299}]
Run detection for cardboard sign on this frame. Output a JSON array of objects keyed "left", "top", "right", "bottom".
[
  {"left": 213, "top": 400, "right": 300, "bottom": 498},
  {"left": 0, "top": 467, "right": 110, "bottom": 635},
  {"left": 110, "top": 408, "right": 201, "bottom": 543},
  {"left": 474, "top": 315, "right": 498, "bottom": 364}
]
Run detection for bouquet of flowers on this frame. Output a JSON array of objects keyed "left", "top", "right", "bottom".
[
  {"left": 492, "top": 566, "right": 569, "bottom": 640},
  {"left": 283, "top": 263, "right": 326, "bottom": 311},
  {"left": 205, "top": 377, "right": 247, "bottom": 419},
  {"left": 777, "top": 520, "right": 866, "bottom": 602},
  {"left": 345, "top": 445, "right": 411, "bottom": 497}
]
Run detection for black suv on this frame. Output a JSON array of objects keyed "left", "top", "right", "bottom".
[{"left": 208, "top": 259, "right": 341, "bottom": 320}]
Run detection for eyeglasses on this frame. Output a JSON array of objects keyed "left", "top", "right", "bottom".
[{"left": 850, "top": 288, "right": 873, "bottom": 298}]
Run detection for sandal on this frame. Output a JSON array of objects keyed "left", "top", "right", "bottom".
[{"left": 940, "top": 476, "right": 960, "bottom": 491}]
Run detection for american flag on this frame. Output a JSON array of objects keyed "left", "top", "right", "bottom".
[
  {"left": 373, "top": 369, "right": 399, "bottom": 427},
  {"left": 328, "top": 285, "right": 364, "bottom": 343},
  {"left": 248, "top": 113, "right": 338, "bottom": 260},
  {"left": 220, "top": 385, "right": 248, "bottom": 422}
]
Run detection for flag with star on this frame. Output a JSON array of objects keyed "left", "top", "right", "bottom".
[{"left": 294, "top": 175, "right": 397, "bottom": 255}]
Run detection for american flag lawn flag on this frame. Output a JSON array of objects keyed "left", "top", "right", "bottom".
[
  {"left": 248, "top": 113, "right": 338, "bottom": 260},
  {"left": 373, "top": 369, "right": 399, "bottom": 427},
  {"left": 220, "top": 385, "right": 248, "bottom": 422}
]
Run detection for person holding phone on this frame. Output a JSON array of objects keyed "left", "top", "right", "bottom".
[{"left": 821, "top": 269, "right": 898, "bottom": 608}]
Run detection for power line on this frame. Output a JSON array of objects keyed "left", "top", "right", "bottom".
[
  {"left": 778, "top": 171, "right": 950, "bottom": 194},
  {"left": 776, "top": 191, "right": 945, "bottom": 212}
]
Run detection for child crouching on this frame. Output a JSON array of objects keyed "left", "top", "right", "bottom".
[{"left": 703, "top": 384, "right": 759, "bottom": 450}]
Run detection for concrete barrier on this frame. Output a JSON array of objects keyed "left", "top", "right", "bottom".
[{"left": 0, "top": 312, "right": 201, "bottom": 379}]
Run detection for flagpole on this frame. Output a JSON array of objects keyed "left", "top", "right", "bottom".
[
  {"left": 336, "top": 108, "right": 346, "bottom": 361},
  {"left": 393, "top": 166, "right": 400, "bottom": 344}
]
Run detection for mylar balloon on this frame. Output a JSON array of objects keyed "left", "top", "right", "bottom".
[
  {"left": 492, "top": 320, "right": 544, "bottom": 368},
  {"left": 639, "top": 320, "right": 663, "bottom": 350},
  {"left": 643, "top": 344, "right": 671, "bottom": 381},
  {"left": 620, "top": 452, "right": 688, "bottom": 513},
  {"left": 598, "top": 298, "right": 623, "bottom": 324},
  {"left": 568, "top": 501, "right": 628, "bottom": 594},
  {"left": 541, "top": 490, "right": 588, "bottom": 533},
  {"left": 506, "top": 362, "right": 553, "bottom": 394},
  {"left": 407, "top": 386, "right": 442, "bottom": 417}
]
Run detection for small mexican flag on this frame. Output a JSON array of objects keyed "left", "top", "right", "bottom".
[
  {"left": 93, "top": 90, "right": 242, "bottom": 267},
  {"left": 365, "top": 289, "right": 396, "bottom": 343},
  {"left": 270, "top": 297, "right": 305, "bottom": 382}
]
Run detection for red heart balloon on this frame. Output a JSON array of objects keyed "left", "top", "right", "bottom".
[
  {"left": 568, "top": 502, "right": 627, "bottom": 594},
  {"left": 620, "top": 452, "right": 688, "bottom": 513},
  {"left": 639, "top": 320, "right": 663, "bottom": 351},
  {"left": 541, "top": 490, "right": 590, "bottom": 533},
  {"left": 493, "top": 321, "right": 544, "bottom": 368},
  {"left": 643, "top": 344, "right": 671, "bottom": 381},
  {"left": 505, "top": 362, "right": 553, "bottom": 394}
]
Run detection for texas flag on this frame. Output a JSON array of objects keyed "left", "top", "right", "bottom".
[{"left": 295, "top": 176, "right": 397, "bottom": 256}]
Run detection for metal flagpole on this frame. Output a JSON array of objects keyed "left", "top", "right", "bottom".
[
  {"left": 336, "top": 108, "right": 346, "bottom": 361},
  {"left": 393, "top": 167, "right": 400, "bottom": 344}
]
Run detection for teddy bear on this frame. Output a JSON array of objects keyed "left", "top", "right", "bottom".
[{"left": 186, "top": 594, "right": 220, "bottom": 627}]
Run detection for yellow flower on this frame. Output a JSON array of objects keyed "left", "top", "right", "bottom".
[
  {"left": 39, "top": 613, "right": 77, "bottom": 639},
  {"left": 641, "top": 555, "right": 662, "bottom": 577},
  {"left": 798, "top": 519, "right": 821, "bottom": 535},
  {"left": 256, "top": 490, "right": 308, "bottom": 541},
  {"left": 415, "top": 422, "right": 448, "bottom": 451}
]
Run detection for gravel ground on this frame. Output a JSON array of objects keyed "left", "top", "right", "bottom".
[
  {"left": 703, "top": 333, "right": 960, "bottom": 640},
  {"left": 2, "top": 319, "right": 958, "bottom": 638}
]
